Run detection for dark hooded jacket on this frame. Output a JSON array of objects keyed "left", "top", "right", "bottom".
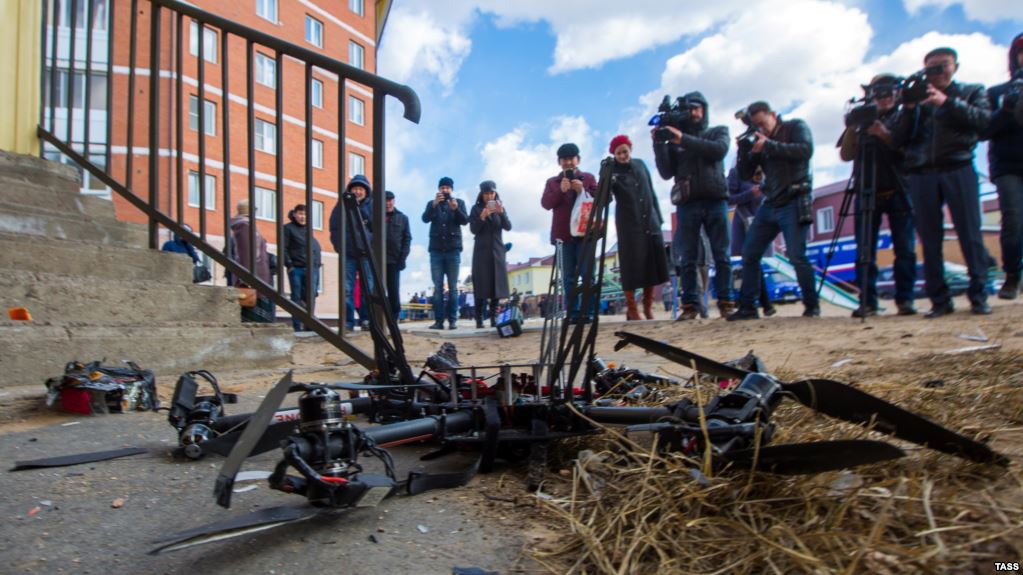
[
  {"left": 653, "top": 91, "right": 730, "bottom": 203},
  {"left": 981, "top": 33, "right": 1023, "bottom": 179},
  {"left": 893, "top": 80, "right": 990, "bottom": 172},
  {"left": 422, "top": 192, "right": 469, "bottom": 253},
  {"left": 282, "top": 209, "right": 322, "bottom": 269},
  {"left": 740, "top": 116, "right": 814, "bottom": 206},
  {"left": 328, "top": 174, "right": 374, "bottom": 259},
  {"left": 161, "top": 232, "right": 200, "bottom": 264}
]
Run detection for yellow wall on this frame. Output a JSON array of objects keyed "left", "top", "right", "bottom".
[
  {"left": 508, "top": 264, "right": 553, "bottom": 296},
  {"left": 0, "top": 0, "right": 42, "bottom": 155}
]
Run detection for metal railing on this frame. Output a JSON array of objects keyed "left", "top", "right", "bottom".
[{"left": 38, "top": 0, "right": 420, "bottom": 370}]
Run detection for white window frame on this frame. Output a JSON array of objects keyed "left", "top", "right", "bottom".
[
  {"left": 255, "top": 53, "right": 276, "bottom": 88},
  {"left": 348, "top": 152, "right": 365, "bottom": 177},
  {"left": 311, "top": 78, "right": 323, "bottom": 108},
  {"left": 254, "top": 186, "right": 277, "bottom": 221},
  {"left": 816, "top": 206, "right": 835, "bottom": 235},
  {"left": 348, "top": 95, "right": 365, "bottom": 125},
  {"left": 188, "top": 95, "right": 217, "bottom": 136},
  {"left": 312, "top": 200, "right": 324, "bottom": 230},
  {"left": 305, "top": 16, "right": 323, "bottom": 48},
  {"left": 255, "top": 0, "right": 278, "bottom": 23},
  {"left": 188, "top": 171, "right": 217, "bottom": 210},
  {"left": 254, "top": 119, "right": 277, "bottom": 154},
  {"left": 189, "top": 22, "right": 219, "bottom": 64},
  {"left": 348, "top": 41, "right": 364, "bottom": 69},
  {"left": 349, "top": 0, "right": 364, "bottom": 17},
  {"left": 312, "top": 139, "right": 324, "bottom": 169}
]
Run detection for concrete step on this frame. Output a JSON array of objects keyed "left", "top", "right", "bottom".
[
  {"left": 0, "top": 178, "right": 117, "bottom": 220},
  {"left": 0, "top": 201, "right": 148, "bottom": 247},
  {"left": 0, "top": 231, "right": 194, "bottom": 284},
  {"left": 0, "top": 150, "right": 81, "bottom": 195},
  {"left": 0, "top": 270, "right": 240, "bottom": 325},
  {"left": 0, "top": 322, "right": 294, "bottom": 389}
]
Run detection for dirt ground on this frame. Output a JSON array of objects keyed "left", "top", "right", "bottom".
[{"left": 1, "top": 295, "right": 1022, "bottom": 574}]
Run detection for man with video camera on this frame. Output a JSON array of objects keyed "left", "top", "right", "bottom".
[
  {"left": 838, "top": 74, "right": 917, "bottom": 317},
  {"left": 652, "top": 92, "right": 733, "bottom": 319},
  {"left": 727, "top": 101, "right": 818, "bottom": 320},
  {"left": 892, "top": 46, "right": 992, "bottom": 317},
  {"left": 981, "top": 34, "right": 1023, "bottom": 300}
]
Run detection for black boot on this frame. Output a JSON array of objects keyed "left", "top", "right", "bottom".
[{"left": 999, "top": 273, "right": 1019, "bottom": 300}]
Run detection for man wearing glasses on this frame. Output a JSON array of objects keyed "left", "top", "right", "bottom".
[
  {"left": 838, "top": 74, "right": 917, "bottom": 317},
  {"left": 893, "top": 47, "right": 992, "bottom": 317}
]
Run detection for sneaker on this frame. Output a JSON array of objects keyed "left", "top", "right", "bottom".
[
  {"left": 726, "top": 307, "right": 760, "bottom": 322},
  {"left": 851, "top": 305, "right": 877, "bottom": 318},
  {"left": 676, "top": 305, "right": 699, "bottom": 321},
  {"left": 802, "top": 307, "right": 821, "bottom": 318},
  {"left": 923, "top": 301, "right": 954, "bottom": 319},
  {"left": 896, "top": 302, "right": 917, "bottom": 316},
  {"left": 428, "top": 322, "right": 445, "bottom": 329},
  {"left": 999, "top": 273, "right": 1019, "bottom": 300},
  {"left": 971, "top": 301, "right": 992, "bottom": 315}
]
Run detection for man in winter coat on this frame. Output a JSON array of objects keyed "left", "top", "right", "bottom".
[
  {"left": 282, "top": 204, "right": 322, "bottom": 331},
  {"left": 328, "top": 175, "right": 374, "bottom": 331},
  {"left": 422, "top": 177, "right": 469, "bottom": 330},
  {"left": 384, "top": 191, "right": 412, "bottom": 322}
]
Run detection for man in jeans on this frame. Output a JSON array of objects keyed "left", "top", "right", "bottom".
[
  {"left": 727, "top": 101, "right": 819, "bottom": 320},
  {"left": 282, "top": 204, "right": 322, "bottom": 331},
  {"left": 982, "top": 34, "right": 1023, "bottom": 300},
  {"left": 893, "top": 46, "right": 992, "bottom": 317},
  {"left": 329, "top": 175, "right": 374, "bottom": 332},
  {"left": 541, "top": 143, "right": 598, "bottom": 320},
  {"left": 422, "top": 177, "right": 468, "bottom": 329},
  {"left": 652, "top": 91, "right": 733, "bottom": 319}
]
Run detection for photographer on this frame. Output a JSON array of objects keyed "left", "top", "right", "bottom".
[
  {"left": 652, "top": 91, "right": 733, "bottom": 319},
  {"left": 892, "top": 46, "right": 992, "bottom": 317},
  {"left": 727, "top": 102, "right": 818, "bottom": 320},
  {"left": 469, "top": 180, "right": 512, "bottom": 328},
  {"left": 422, "top": 177, "right": 469, "bottom": 330},
  {"left": 838, "top": 74, "right": 917, "bottom": 317},
  {"left": 981, "top": 34, "right": 1023, "bottom": 300}
]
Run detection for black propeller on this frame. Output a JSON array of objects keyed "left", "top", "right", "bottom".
[{"left": 722, "top": 440, "right": 906, "bottom": 475}]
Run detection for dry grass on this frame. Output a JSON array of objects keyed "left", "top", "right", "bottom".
[{"left": 532, "top": 350, "right": 1023, "bottom": 574}]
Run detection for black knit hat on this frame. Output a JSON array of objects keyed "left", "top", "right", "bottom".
[
  {"left": 556, "top": 143, "right": 580, "bottom": 159},
  {"left": 479, "top": 180, "right": 497, "bottom": 193},
  {"left": 438, "top": 176, "right": 454, "bottom": 188}
]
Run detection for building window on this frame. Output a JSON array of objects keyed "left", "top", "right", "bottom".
[
  {"left": 255, "top": 0, "right": 277, "bottom": 23},
  {"left": 349, "top": 0, "right": 364, "bottom": 17},
  {"left": 348, "top": 152, "right": 365, "bottom": 177},
  {"left": 311, "top": 78, "right": 323, "bottom": 108},
  {"left": 312, "top": 200, "right": 324, "bottom": 230},
  {"left": 188, "top": 171, "right": 217, "bottom": 210},
  {"left": 255, "top": 53, "right": 276, "bottom": 87},
  {"left": 312, "top": 139, "right": 324, "bottom": 169},
  {"left": 348, "top": 96, "right": 365, "bottom": 125},
  {"left": 349, "top": 41, "right": 364, "bottom": 69},
  {"left": 189, "top": 22, "right": 219, "bottom": 64},
  {"left": 254, "top": 186, "right": 277, "bottom": 221},
  {"left": 45, "top": 70, "right": 107, "bottom": 111},
  {"left": 816, "top": 206, "right": 834, "bottom": 235},
  {"left": 188, "top": 96, "right": 217, "bottom": 136},
  {"left": 254, "top": 119, "right": 276, "bottom": 154},
  {"left": 55, "top": 0, "right": 108, "bottom": 30},
  {"left": 305, "top": 16, "right": 323, "bottom": 48}
]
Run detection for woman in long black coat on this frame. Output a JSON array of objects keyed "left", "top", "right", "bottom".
[
  {"left": 608, "top": 135, "right": 669, "bottom": 320},
  {"left": 469, "top": 180, "right": 512, "bottom": 327}
]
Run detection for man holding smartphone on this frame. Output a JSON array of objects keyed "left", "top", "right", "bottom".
[{"left": 423, "top": 177, "right": 469, "bottom": 329}]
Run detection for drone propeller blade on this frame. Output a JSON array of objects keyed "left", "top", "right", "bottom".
[
  {"left": 201, "top": 420, "right": 299, "bottom": 458},
  {"left": 783, "top": 379, "right": 1009, "bottom": 466},
  {"left": 214, "top": 372, "right": 294, "bottom": 508},
  {"left": 10, "top": 447, "right": 149, "bottom": 471},
  {"left": 614, "top": 331, "right": 750, "bottom": 380},
  {"left": 722, "top": 440, "right": 905, "bottom": 474},
  {"left": 148, "top": 505, "right": 323, "bottom": 554}
]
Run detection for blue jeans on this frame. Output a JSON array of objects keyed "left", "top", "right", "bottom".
[
  {"left": 995, "top": 174, "right": 1023, "bottom": 275},
  {"left": 430, "top": 251, "right": 460, "bottom": 323},
  {"left": 560, "top": 239, "right": 594, "bottom": 318},
  {"left": 677, "top": 199, "right": 732, "bottom": 305},
  {"left": 854, "top": 192, "right": 916, "bottom": 308},
  {"left": 344, "top": 257, "right": 373, "bottom": 329},
  {"left": 739, "top": 201, "right": 819, "bottom": 310},
  {"left": 287, "top": 267, "right": 319, "bottom": 331}
]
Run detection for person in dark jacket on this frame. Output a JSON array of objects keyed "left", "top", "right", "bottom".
[
  {"left": 383, "top": 191, "right": 412, "bottom": 322},
  {"left": 282, "top": 204, "right": 322, "bottom": 331},
  {"left": 422, "top": 176, "right": 469, "bottom": 329},
  {"left": 541, "top": 143, "right": 599, "bottom": 320},
  {"left": 727, "top": 101, "right": 819, "bottom": 320},
  {"left": 469, "top": 180, "right": 512, "bottom": 328},
  {"left": 893, "top": 46, "right": 992, "bottom": 317},
  {"left": 161, "top": 224, "right": 201, "bottom": 265},
  {"left": 727, "top": 166, "right": 776, "bottom": 316},
  {"left": 653, "top": 91, "right": 733, "bottom": 319},
  {"left": 328, "top": 174, "right": 374, "bottom": 331},
  {"left": 228, "top": 199, "right": 273, "bottom": 322},
  {"left": 982, "top": 34, "right": 1023, "bottom": 300},
  {"left": 608, "top": 135, "right": 669, "bottom": 320},
  {"left": 838, "top": 74, "right": 917, "bottom": 317}
]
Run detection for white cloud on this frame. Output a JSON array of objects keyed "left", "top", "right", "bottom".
[
  {"left": 378, "top": 7, "right": 473, "bottom": 94},
  {"left": 903, "top": 0, "right": 1023, "bottom": 23}
]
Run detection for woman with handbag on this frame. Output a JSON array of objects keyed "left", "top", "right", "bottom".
[
  {"left": 469, "top": 180, "right": 512, "bottom": 328},
  {"left": 607, "top": 135, "right": 669, "bottom": 320}
]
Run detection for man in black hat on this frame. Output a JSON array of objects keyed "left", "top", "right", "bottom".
[
  {"left": 422, "top": 177, "right": 468, "bottom": 329},
  {"left": 541, "top": 143, "right": 598, "bottom": 320},
  {"left": 384, "top": 191, "right": 411, "bottom": 322}
]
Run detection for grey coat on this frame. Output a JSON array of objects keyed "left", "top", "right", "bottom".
[{"left": 469, "top": 204, "right": 512, "bottom": 299}]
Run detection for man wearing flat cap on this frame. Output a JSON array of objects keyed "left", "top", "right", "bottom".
[
  {"left": 541, "top": 143, "right": 598, "bottom": 320},
  {"left": 384, "top": 191, "right": 411, "bottom": 323},
  {"left": 423, "top": 177, "right": 469, "bottom": 329}
]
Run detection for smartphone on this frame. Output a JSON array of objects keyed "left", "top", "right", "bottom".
[{"left": 487, "top": 200, "right": 497, "bottom": 210}]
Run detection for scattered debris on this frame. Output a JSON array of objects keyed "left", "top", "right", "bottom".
[
  {"left": 232, "top": 485, "right": 258, "bottom": 493},
  {"left": 368, "top": 534, "right": 379, "bottom": 544},
  {"left": 923, "top": 380, "right": 945, "bottom": 388},
  {"left": 417, "top": 524, "right": 429, "bottom": 534},
  {"left": 830, "top": 358, "right": 853, "bottom": 368},
  {"left": 942, "top": 344, "right": 1001, "bottom": 355},
  {"left": 27, "top": 506, "right": 41, "bottom": 517},
  {"left": 235, "top": 470, "right": 272, "bottom": 482},
  {"left": 60, "top": 422, "right": 80, "bottom": 427},
  {"left": 7, "top": 306, "right": 32, "bottom": 321},
  {"left": 111, "top": 498, "right": 124, "bottom": 509},
  {"left": 39, "top": 500, "right": 52, "bottom": 507},
  {"left": 956, "top": 328, "right": 988, "bottom": 342}
]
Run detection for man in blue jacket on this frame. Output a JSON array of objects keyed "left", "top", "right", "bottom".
[
  {"left": 329, "top": 174, "right": 374, "bottom": 332},
  {"left": 422, "top": 177, "right": 468, "bottom": 329}
]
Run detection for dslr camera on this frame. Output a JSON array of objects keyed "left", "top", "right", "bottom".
[
  {"left": 899, "top": 63, "right": 944, "bottom": 105},
  {"left": 649, "top": 95, "right": 699, "bottom": 141},
  {"left": 562, "top": 168, "right": 579, "bottom": 180}
]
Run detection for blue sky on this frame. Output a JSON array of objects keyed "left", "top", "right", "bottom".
[{"left": 376, "top": 0, "right": 1020, "bottom": 298}]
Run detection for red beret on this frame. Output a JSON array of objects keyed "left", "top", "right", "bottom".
[{"left": 609, "top": 134, "right": 632, "bottom": 154}]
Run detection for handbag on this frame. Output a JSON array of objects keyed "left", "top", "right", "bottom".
[
  {"left": 238, "top": 287, "right": 257, "bottom": 308},
  {"left": 670, "top": 177, "right": 691, "bottom": 206},
  {"left": 569, "top": 191, "right": 595, "bottom": 237},
  {"left": 192, "top": 264, "right": 212, "bottom": 284}
]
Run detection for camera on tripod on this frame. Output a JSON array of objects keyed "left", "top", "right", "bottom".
[
  {"left": 899, "top": 63, "right": 944, "bottom": 105},
  {"left": 649, "top": 95, "right": 698, "bottom": 141}
]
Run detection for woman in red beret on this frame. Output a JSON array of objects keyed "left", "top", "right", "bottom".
[{"left": 607, "top": 135, "right": 669, "bottom": 320}]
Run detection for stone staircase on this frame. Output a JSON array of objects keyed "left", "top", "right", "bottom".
[{"left": 0, "top": 151, "right": 294, "bottom": 388}]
